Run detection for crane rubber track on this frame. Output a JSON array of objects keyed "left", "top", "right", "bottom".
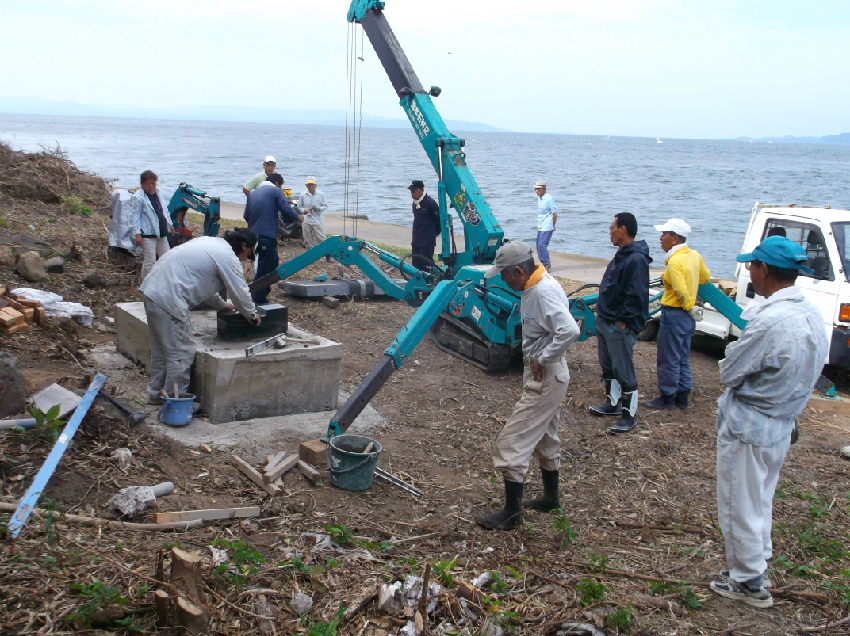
[{"left": 429, "top": 314, "right": 514, "bottom": 372}]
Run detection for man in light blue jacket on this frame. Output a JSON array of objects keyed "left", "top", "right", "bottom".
[
  {"left": 127, "top": 170, "right": 172, "bottom": 281},
  {"left": 534, "top": 180, "right": 557, "bottom": 270},
  {"left": 710, "top": 236, "right": 828, "bottom": 609}
]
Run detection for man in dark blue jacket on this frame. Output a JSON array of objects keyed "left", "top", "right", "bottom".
[
  {"left": 243, "top": 173, "right": 303, "bottom": 304},
  {"left": 589, "top": 212, "right": 651, "bottom": 433},
  {"left": 408, "top": 179, "right": 441, "bottom": 271}
]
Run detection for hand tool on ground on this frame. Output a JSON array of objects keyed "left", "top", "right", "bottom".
[
  {"left": 245, "top": 333, "right": 321, "bottom": 357},
  {"left": 374, "top": 467, "right": 423, "bottom": 497},
  {"left": 96, "top": 389, "right": 147, "bottom": 426},
  {"left": 0, "top": 418, "right": 38, "bottom": 430}
]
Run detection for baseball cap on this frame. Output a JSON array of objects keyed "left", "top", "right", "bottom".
[
  {"left": 736, "top": 235, "right": 814, "bottom": 274},
  {"left": 408, "top": 180, "right": 425, "bottom": 191},
  {"left": 264, "top": 155, "right": 276, "bottom": 164},
  {"left": 305, "top": 176, "right": 317, "bottom": 185},
  {"left": 654, "top": 218, "right": 691, "bottom": 238},
  {"left": 533, "top": 180, "right": 546, "bottom": 189},
  {"left": 484, "top": 242, "right": 533, "bottom": 279}
]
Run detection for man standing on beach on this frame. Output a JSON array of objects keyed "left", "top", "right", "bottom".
[
  {"left": 534, "top": 180, "right": 557, "bottom": 271},
  {"left": 242, "top": 156, "right": 277, "bottom": 196},
  {"left": 474, "top": 242, "right": 579, "bottom": 531},
  {"left": 243, "top": 174, "right": 303, "bottom": 304},
  {"left": 408, "top": 179, "right": 441, "bottom": 272},
  {"left": 299, "top": 176, "right": 329, "bottom": 248},
  {"left": 644, "top": 218, "right": 710, "bottom": 411},
  {"left": 588, "top": 213, "right": 651, "bottom": 434},
  {"left": 710, "top": 236, "right": 827, "bottom": 608}
]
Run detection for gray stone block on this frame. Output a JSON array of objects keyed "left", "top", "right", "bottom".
[
  {"left": 0, "top": 353, "right": 27, "bottom": 417},
  {"left": 16, "top": 251, "right": 46, "bottom": 281},
  {"left": 44, "top": 257, "right": 65, "bottom": 273}
]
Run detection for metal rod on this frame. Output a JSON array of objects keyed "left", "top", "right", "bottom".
[{"left": 374, "top": 466, "right": 423, "bottom": 497}]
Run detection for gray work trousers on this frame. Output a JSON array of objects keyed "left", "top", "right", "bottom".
[
  {"left": 595, "top": 316, "right": 638, "bottom": 391},
  {"left": 716, "top": 409, "right": 790, "bottom": 584},
  {"left": 493, "top": 357, "right": 569, "bottom": 483},
  {"left": 144, "top": 297, "right": 197, "bottom": 399},
  {"left": 302, "top": 223, "right": 326, "bottom": 248}
]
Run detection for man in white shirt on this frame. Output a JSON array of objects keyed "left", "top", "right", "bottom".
[
  {"left": 534, "top": 180, "right": 558, "bottom": 271},
  {"left": 299, "top": 176, "right": 329, "bottom": 248}
]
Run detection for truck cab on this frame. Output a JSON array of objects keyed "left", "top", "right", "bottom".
[{"left": 731, "top": 203, "right": 850, "bottom": 367}]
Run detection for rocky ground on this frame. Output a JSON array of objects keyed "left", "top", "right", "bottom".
[{"left": 1, "top": 142, "right": 850, "bottom": 635}]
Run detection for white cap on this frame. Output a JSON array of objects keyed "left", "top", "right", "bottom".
[
  {"left": 305, "top": 176, "right": 317, "bottom": 184},
  {"left": 533, "top": 180, "right": 546, "bottom": 189},
  {"left": 264, "top": 155, "right": 276, "bottom": 164},
  {"left": 654, "top": 218, "right": 691, "bottom": 238}
]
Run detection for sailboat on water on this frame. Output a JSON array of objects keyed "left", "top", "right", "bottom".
[{"left": 657, "top": 137, "right": 664, "bottom": 144}]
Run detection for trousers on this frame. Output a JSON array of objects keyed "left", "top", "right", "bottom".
[
  {"left": 141, "top": 236, "right": 170, "bottom": 282},
  {"left": 536, "top": 230, "right": 553, "bottom": 267},
  {"left": 411, "top": 243, "right": 435, "bottom": 272},
  {"left": 716, "top": 410, "right": 790, "bottom": 583},
  {"left": 493, "top": 357, "right": 569, "bottom": 483},
  {"left": 252, "top": 236, "right": 279, "bottom": 304},
  {"left": 144, "top": 296, "right": 197, "bottom": 399},
  {"left": 302, "top": 223, "right": 327, "bottom": 248},
  {"left": 595, "top": 316, "right": 638, "bottom": 391},
  {"left": 657, "top": 306, "right": 695, "bottom": 395}
]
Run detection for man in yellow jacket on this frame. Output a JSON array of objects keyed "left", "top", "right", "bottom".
[{"left": 645, "top": 218, "right": 710, "bottom": 411}]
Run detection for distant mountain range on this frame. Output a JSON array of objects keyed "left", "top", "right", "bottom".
[
  {"left": 736, "top": 133, "right": 850, "bottom": 144},
  {"left": 0, "top": 96, "right": 508, "bottom": 133}
]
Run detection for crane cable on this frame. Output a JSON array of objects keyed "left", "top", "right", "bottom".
[{"left": 344, "top": 23, "right": 365, "bottom": 239}]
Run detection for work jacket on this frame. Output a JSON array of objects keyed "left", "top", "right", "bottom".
[
  {"left": 596, "top": 240, "right": 652, "bottom": 334},
  {"left": 127, "top": 188, "right": 173, "bottom": 238},
  {"left": 244, "top": 182, "right": 299, "bottom": 239},
  {"left": 411, "top": 194, "right": 441, "bottom": 247},
  {"left": 660, "top": 245, "right": 710, "bottom": 311}
]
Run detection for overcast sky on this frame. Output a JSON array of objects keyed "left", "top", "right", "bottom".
[{"left": 3, "top": 0, "right": 849, "bottom": 138}]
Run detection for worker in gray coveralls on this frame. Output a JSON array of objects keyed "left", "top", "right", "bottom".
[
  {"left": 140, "top": 229, "right": 260, "bottom": 409},
  {"left": 474, "top": 242, "right": 580, "bottom": 531}
]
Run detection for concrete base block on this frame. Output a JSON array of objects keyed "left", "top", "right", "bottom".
[{"left": 115, "top": 302, "right": 342, "bottom": 424}]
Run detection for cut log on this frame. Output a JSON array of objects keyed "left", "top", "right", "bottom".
[
  {"left": 263, "top": 454, "right": 298, "bottom": 483},
  {"left": 153, "top": 506, "right": 261, "bottom": 524},
  {"left": 175, "top": 596, "right": 209, "bottom": 635},
  {"left": 297, "top": 460, "right": 321, "bottom": 484},
  {"left": 154, "top": 589, "right": 171, "bottom": 627},
  {"left": 170, "top": 548, "right": 207, "bottom": 606},
  {"left": 232, "top": 454, "right": 280, "bottom": 496}
]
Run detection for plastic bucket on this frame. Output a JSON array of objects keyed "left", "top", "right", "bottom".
[
  {"left": 158, "top": 394, "right": 195, "bottom": 427},
  {"left": 326, "top": 435, "right": 382, "bottom": 491}
]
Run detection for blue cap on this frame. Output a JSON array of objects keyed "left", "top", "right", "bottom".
[{"left": 736, "top": 235, "right": 814, "bottom": 275}]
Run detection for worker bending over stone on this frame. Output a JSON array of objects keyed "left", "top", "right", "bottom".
[
  {"left": 474, "top": 242, "right": 580, "bottom": 531},
  {"left": 710, "top": 236, "right": 827, "bottom": 608},
  {"left": 140, "top": 229, "right": 260, "bottom": 407}
]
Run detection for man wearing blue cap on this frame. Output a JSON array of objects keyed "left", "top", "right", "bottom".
[{"left": 710, "top": 236, "right": 828, "bottom": 608}]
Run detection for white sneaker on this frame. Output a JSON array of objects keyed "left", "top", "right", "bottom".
[
  {"left": 720, "top": 570, "right": 771, "bottom": 589},
  {"left": 710, "top": 577, "right": 773, "bottom": 608}
]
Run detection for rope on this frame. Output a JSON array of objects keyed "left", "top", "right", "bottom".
[{"left": 343, "top": 23, "right": 366, "bottom": 240}]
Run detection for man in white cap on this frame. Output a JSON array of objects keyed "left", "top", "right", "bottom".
[
  {"left": 242, "top": 156, "right": 278, "bottom": 196},
  {"left": 534, "top": 180, "right": 557, "bottom": 271},
  {"left": 474, "top": 241, "right": 580, "bottom": 531},
  {"left": 299, "top": 176, "right": 329, "bottom": 249},
  {"left": 644, "top": 218, "right": 710, "bottom": 411}
]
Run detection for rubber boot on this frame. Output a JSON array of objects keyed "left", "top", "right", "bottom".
[
  {"left": 474, "top": 480, "right": 524, "bottom": 530},
  {"left": 588, "top": 379, "right": 621, "bottom": 416},
  {"left": 610, "top": 390, "right": 638, "bottom": 434},
  {"left": 522, "top": 469, "right": 561, "bottom": 512},
  {"left": 644, "top": 393, "right": 676, "bottom": 410},
  {"left": 675, "top": 390, "right": 690, "bottom": 410}
]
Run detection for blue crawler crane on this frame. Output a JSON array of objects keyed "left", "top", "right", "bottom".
[{"left": 248, "top": 0, "right": 744, "bottom": 440}]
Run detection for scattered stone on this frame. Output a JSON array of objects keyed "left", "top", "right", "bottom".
[
  {"left": 110, "top": 448, "right": 134, "bottom": 469},
  {"left": 107, "top": 481, "right": 174, "bottom": 517},
  {"left": 4, "top": 233, "right": 53, "bottom": 254},
  {"left": 33, "top": 383, "right": 83, "bottom": 419},
  {"left": 378, "top": 581, "right": 404, "bottom": 613},
  {"left": 321, "top": 295, "right": 340, "bottom": 309},
  {"left": 0, "top": 353, "right": 27, "bottom": 417},
  {"left": 16, "top": 251, "right": 46, "bottom": 281},
  {"left": 0, "top": 246, "right": 16, "bottom": 267},
  {"left": 289, "top": 592, "right": 313, "bottom": 616},
  {"left": 44, "top": 257, "right": 65, "bottom": 273},
  {"left": 840, "top": 446, "right": 850, "bottom": 459},
  {"left": 82, "top": 270, "right": 106, "bottom": 288}
]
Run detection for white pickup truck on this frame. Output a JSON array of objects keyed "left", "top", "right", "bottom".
[{"left": 643, "top": 203, "right": 850, "bottom": 368}]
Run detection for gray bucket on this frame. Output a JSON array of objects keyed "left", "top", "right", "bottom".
[{"left": 326, "top": 435, "right": 382, "bottom": 491}]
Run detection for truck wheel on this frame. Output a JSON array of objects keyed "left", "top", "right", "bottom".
[{"left": 637, "top": 320, "right": 659, "bottom": 342}]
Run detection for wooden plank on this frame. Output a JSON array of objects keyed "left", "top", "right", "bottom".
[
  {"left": 297, "top": 460, "right": 321, "bottom": 484},
  {"left": 0, "top": 310, "right": 16, "bottom": 327},
  {"left": 153, "top": 506, "right": 261, "bottom": 524},
  {"left": 17, "top": 298, "right": 40, "bottom": 307},
  {"left": 264, "top": 450, "right": 287, "bottom": 472},
  {"left": 299, "top": 439, "right": 328, "bottom": 467},
  {"left": 808, "top": 394, "right": 850, "bottom": 416},
  {"left": 22, "top": 307, "right": 34, "bottom": 322},
  {"left": 0, "top": 325, "right": 18, "bottom": 335},
  {"left": 1, "top": 308, "right": 25, "bottom": 326},
  {"left": 34, "top": 307, "right": 46, "bottom": 324},
  {"left": 232, "top": 454, "right": 279, "bottom": 496},
  {"left": 263, "top": 454, "right": 298, "bottom": 483},
  {"left": 4, "top": 297, "right": 25, "bottom": 313}
]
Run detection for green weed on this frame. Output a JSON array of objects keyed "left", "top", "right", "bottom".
[
  {"left": 576, "top": 578, "right": 606, "bottom": 606},
  {"left": 63, "top": 195, "right": 93, "bottom": 216},
  {"left": 607, "top": 605, "right": 632, "bottom": 632},
  {"left": 303, "top": 603, "right": 345, "bottom": 636},
  {"left": 551, "top": 508, "right": 576, "bottom": 548},
  {"left": 587, "top": 551, "right": 610, "bottom": 573},
  {"left": 324, "top": 523, "right": 354, "bottom": 545},
  {"left": 211, "top": 538, "right": 266, "bottom": 587},
  {"left": 432, "top": 558, "right": 457, "bottom": 588},
  {"left": 649, "top": 581, "right": 674, "bottom": 596},
  {"left": 69, "top": 582, "right": 128, "bottom": 628},
  {"left": 490, "top": 571, "right": 509, "bottom": 593},
  {"left": 678, "top": 586, "right": 702, "bottom": 610},
  {"left": 28, "top": 405, "right": 66, "bottom": 443}
]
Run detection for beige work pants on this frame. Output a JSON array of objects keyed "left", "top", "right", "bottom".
[
  {"left": 493, "top": 357, "right": 570, "bottom": 483},
  {"left": 303, "top": 223, "right": 326, "bottom": 248},
  {"left": 141, "top": 236, "right": 169, "bottom": 282}
]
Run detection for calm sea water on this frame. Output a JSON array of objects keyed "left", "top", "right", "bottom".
[{"left": 2, "top": 113, "right": 849, "bottom": 277}]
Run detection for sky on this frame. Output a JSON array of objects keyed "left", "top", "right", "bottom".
[{"left": 2, "top": 0, "right": 849, "bottom": 138}]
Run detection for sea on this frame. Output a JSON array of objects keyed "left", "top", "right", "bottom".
[{"left": 2, "top": 113, "right": 849, "bottom": 277}]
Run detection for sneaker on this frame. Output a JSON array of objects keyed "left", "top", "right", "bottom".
[
  {"left": 148, "top": 393, "right": 163, "bottom": 405},
  {"left": 720, "top": 570, "right": 771, "bottom": 589},
  {"left": 710, "top": 577, "right": 773, "bottom": 608}
]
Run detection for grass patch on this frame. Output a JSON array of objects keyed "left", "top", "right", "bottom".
[{"left": 187, "top": 211, "right": 247, "bottom": 229}]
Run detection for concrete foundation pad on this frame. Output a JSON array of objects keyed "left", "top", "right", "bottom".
[{"left": 115, "top": 302, "right": 343, "bottom": 424}]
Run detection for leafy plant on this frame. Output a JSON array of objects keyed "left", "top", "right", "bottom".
[
  {"left": 28, "top": 405, "right": 66, "bottom": 443},
  {"left": 607, "top": 605, "right": 632, "bottom": 632},
  {"left": 211, "top": 538, "right": 266, "bottom": 587},
  {"left": 69, "top": 582, "right": 128, "bottom": 628},
  {"left": 115, "top": 616, "right": 141, "bottom": 631},
  {"left": 324, "top": 524, "right": 354, "bottom": 545},
  {"left": 809, "top": 501, "right": 830, "bottom": 520},
  {"left": 490, "top": 571, "right": 509, "bottom": 593},
  {"left": 63, "top": 195, "right": 93, "bottom": 216},
  {"left": 493, "top": 609, "right": 522, "bottom": 633},
  {"left": 432, "top": 558, "right": 457, "bottom": 588},
  {"left": 576, "top": 578, "right": 606, "bottom": 607},
  {"left": 678, "top": 585, "right": 702, "bottom": 610},
  {"left": 825, "top": 571, "right": 850, "bottom": 606},
  {"left": 587, "top": 551, "right": 610, "bottom": 573},
  {"left": 649, "top": 581, "right": 674, "bottom": 596},
  {"left": 303, "top": 603, "right": 345, "bottom": 636},
  {"left": 551, "top": 508, "right": 576, "bottom": 548}
]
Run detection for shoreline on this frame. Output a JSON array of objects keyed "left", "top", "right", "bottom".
[{"left": 220, "top": 200, "right": 664, "bottom": 284}]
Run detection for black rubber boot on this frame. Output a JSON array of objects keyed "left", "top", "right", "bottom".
[
  {"left": 522, "top": 469, "right": 560, "bottom": 512},
  {"left": 644, "top": 393, "right": 676, "bottom": 410},
  {"left": 588, "top": 379, "right": 621, "bottom": 416},
  {"left": 675, "top": 390, "right": 690, "bottom": 410},
  {"left": 610, "top": 390, "right": 638, "bottom": 434},
  {"left": 474, "top": 480, "right": 524, "bottom": 530}
]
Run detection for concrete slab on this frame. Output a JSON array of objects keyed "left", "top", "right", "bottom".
[{"left": 114, "top": 302, "right": 343, "bottom": 424}]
